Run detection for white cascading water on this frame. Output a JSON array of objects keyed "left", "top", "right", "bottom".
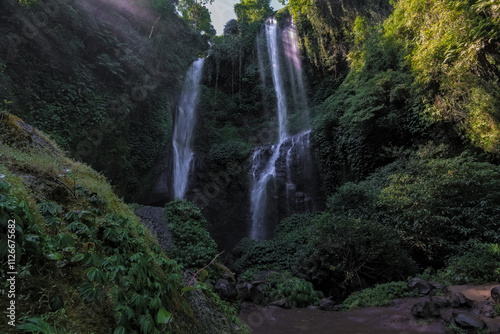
[
  {"left": 172, "top": 58, "right": 205, "bottom": 199},
  {"left": 250, "top": 19, "right": 285, "bottom": 240},
  {"left": 266, "top": 18, "right": 288, "bottom": 142},
  {"left": 249, "top": 18, "right": 312, "bottom": 240}
]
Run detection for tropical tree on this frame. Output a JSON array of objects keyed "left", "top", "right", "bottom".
[{"left": 178, "top": 0, "right": 216, "bottom": 38}]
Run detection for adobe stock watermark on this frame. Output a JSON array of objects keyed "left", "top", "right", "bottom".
[
  {"left": 4, "top": 218, "right": 18, "bottom": 327},
  {"left": 243, "top": 304, "right": 278, "bottom": 330}
]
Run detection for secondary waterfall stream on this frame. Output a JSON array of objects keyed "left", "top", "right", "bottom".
[
  {"left": 249, "top": 18, "right": 320, "bottom": 240},
  {"left": 172, "top": 58, "right": 205, "bottom": 199}
]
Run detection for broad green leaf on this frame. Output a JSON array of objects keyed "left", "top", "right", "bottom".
[
  {"left": 156, "top": 306, "right": 172, "bottom": 324},
  {"left": 181, "top": 285, "right": 201, "bottom": 293},
  {"left": 198, "top": 269, "right": 208, "bottom": 282},
  {"left": 46, "top": 253, "right": 63, "bottom": 261},
  {"left": 113, "top": 326, "right": 126, "bottom": 334},
  {"left": 70, "top": 253, "right": 84, "bottom": 262},
  {"left": 215, "top": 262, "right": 235, "bottom": 282}
]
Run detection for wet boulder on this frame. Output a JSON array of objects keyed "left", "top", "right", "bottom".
[
  {"left": 408, "top": 277, "right": 431, "bottom": 295},
  {"left": 449, "top": 292, "right": 474, "bottom": 308},
  {"left": 454, "top": 313, "right": 485, "bottom": 330},
  {"left": 319, "top": 297, "right": 335, "bottom": 311},
  {"left": 479, "top": 302, "right": 496, "bottom": 318},
  {"left": 215, "top": 278, "right": 238, "bottom": 301},
  {"left": 430, "top": 295, "right": 450, "bottom": 308},
  {"left": 411, "top": 300, "right": 441, "bottom": 318},
  {"left": 491, "top": 286, "right": 500, "bottom": 304},
  {"left": 270, "top": 298, "right": 288, "bottom": 308}
]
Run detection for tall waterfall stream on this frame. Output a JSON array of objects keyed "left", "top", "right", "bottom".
[
  {"left": 172, "top": 58, "right": 205, "bottom": 199},
  {"left": 249, "top": 18, "right": 318, "bottom": 240}
]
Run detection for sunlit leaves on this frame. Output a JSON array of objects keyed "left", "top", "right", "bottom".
[
  {"left": 234, "top": 0, "right": 273, "bottom": 24},
  {"left": 178, "top": 0, "right": 216, "bottom": 37},
  {"left": 385, "top": 0, "right": 500, "bottom": 152}
]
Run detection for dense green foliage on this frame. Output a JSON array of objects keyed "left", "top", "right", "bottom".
[
  {"left": 163, "top": 199, "right": 218, "bottom": 272},
  {"left": 178, "top": 0, "right": 216, "bottom": 38},
  {"left": 264, "top": 275, "right": 323, "bottom": 308},
  {"left": 286, "top": 0, "right": 392, "bottom": 79},
  {"left": 385, "top": 0, "right": 500, "bottom": 152},
  {"left": 342, "top": 281, "right": 419, "bottom": 310},
  {"left": 0, "top": 0, "right": 206, "bottom": 200},
  {"left": 233, "top": 214, "right": 318, "bottom": 273},
  {"left": 234, "top": 144, "right": 500, "bottom": 297},
  {"left": 437, "top": 243, "right": 500, "bottom": 284},
  {"left": 312, "top": 21, "right": 426, "bottom": 192}
]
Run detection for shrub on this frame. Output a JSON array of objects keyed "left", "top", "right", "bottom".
[
  {"left": 232, "top": 214, "right": 317, "bottom": 274},
  {"left": 264, "top": 275, "right": 324, "bottom": 308},
  {"left": 164, "top": 199, "right": 218, "bottom": 272},
  {"left": 307, "top": 213, "right": 417, "bottom": 296},
  {"left": 207, "top": 140, "right": 253, "bottom": 168},
  {"left": 342, "top": 281, "right": 419, "bottom": 310},
  {"left": 377, "top": 148, "right": 500, "bottom": 265},
  {"left": 437, "top": 243, "right": 500, "bottom": 284}
]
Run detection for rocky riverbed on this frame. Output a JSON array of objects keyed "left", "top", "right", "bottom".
[{"left": 239, "top": 284, "right": 500, "bottom": 333}]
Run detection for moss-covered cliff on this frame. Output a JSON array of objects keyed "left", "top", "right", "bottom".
[{"left": 0, "top": 0, "right": 207, "bottom": 201}]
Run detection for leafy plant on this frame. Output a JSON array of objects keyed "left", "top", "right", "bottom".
[
  {"left": 264, "top": 276, "right": 324, "bottom": 308},
  {"left": 342, "top": 281, "right": 418, "bottom": 310},
  {"left": 164, "top": 199, "right": 218, "bottom": 273},
  {"left": 17, "top": 317, "right": 58, "bottom": 334},
  {"left": 437, "top": 243, "right": 500, "bottom": 284}
]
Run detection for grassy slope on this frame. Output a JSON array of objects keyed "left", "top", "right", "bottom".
[{"left": 0, "top": 112, "right": 247, "bottom": 333}]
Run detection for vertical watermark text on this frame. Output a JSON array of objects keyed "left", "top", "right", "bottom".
[{"left": 5, "top": 218, "right": 17, "bottom": 327}]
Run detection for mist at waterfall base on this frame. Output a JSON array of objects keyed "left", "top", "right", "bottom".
[{"left": 249, "top": 18, "right": 322, "bottom": 241}]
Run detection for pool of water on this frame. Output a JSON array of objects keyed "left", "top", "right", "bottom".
[{"left": 239, "top": 301, "right": 446, "bottom": 334}]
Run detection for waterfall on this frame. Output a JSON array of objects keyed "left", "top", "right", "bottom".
[
  {"left": 249, "top": 18, "right": 320, "bottom": 240},
  {"left": 172, "top": 58, "right": 205, "bottom": 199},
  {"left": 265, "top": 17, "right": 288, "bottom": 142}
]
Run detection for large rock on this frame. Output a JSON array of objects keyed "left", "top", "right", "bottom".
[
  {"left": 408, "top": 277, "right": 431, "bottom": 295},
  {"left": 214, "top": 278, "right": 238, "bottom": 301},
  {"left": 430, "top": 295, "right": 449, "bottom": 308},
  {"left": 491, "top": 286, "right": 500, "bottom": 304},
  {"left": 319, "top": 297, "right": 335, "bottom": 311},
  {"left": 270, "top": 298, "right": 288, "bottom": 308},
  {"left": 236, "top": 281, "right": 266, "bottom": 304},
  {"left": 135, "top": 206, "right": 171, "bottom": 252},
  {"left": 449, "top": 292, "right": 474, "bottom": 308},
  {"left": 480, "top": 302, "right": 496, "bottom": 318},
  {"left": 236, "top": 282, "right": 253, "bottom": 301},
  {"left": 454, "top": 313, "right": 485, "bottom": 329},
  {"left": 411, "top": 301, "right": 441, "bottom": 318}
]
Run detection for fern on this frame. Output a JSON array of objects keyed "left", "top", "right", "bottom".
[
  {"left": 86, "top": 267, "right": 107, "bottom": 283},
  {"left": 38, "top": 202, "right": 62, "bottom": 216},
  {"left": 79, "top": 282, "right": 104, "bottom": 303},
  {"left": 17, "top": 317, "right": 58, "bottom": 333},
  {"left": 138, "top": 314, "right": 154, "bottom": 334}
]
